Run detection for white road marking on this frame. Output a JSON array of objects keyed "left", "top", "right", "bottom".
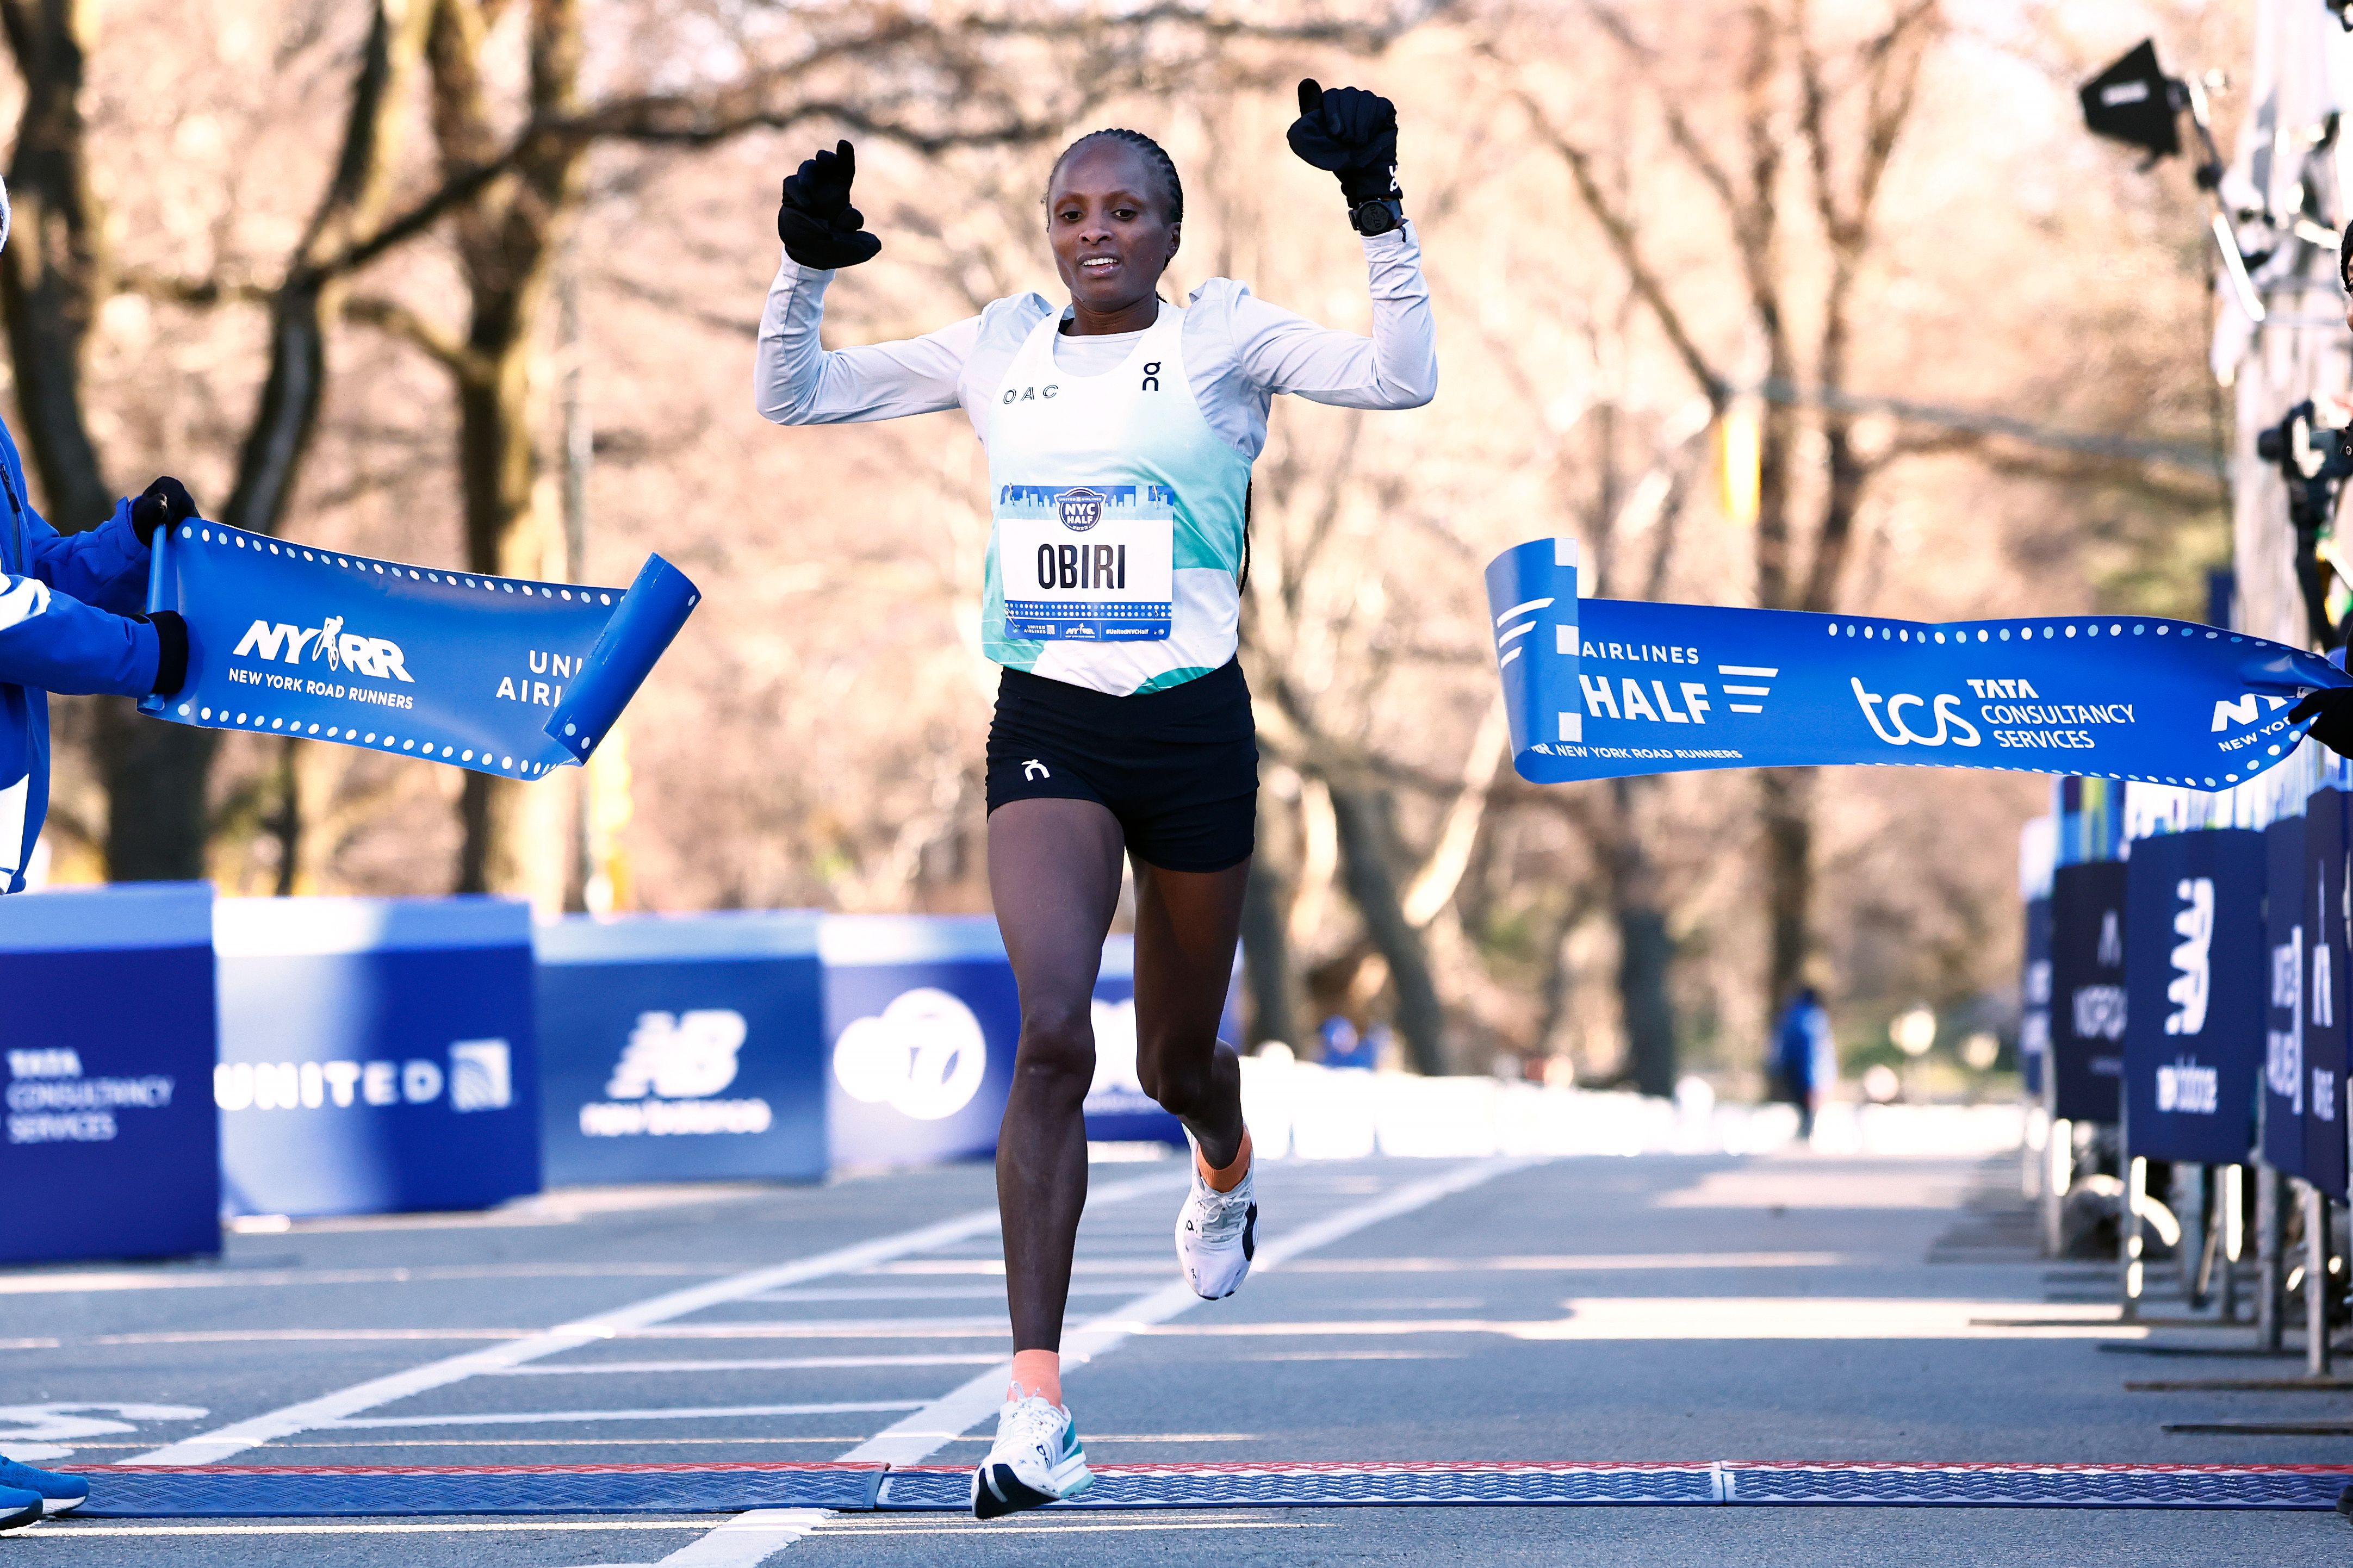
[
  {"left": 129, "top": 1172, "right": 1184, "bottom": 1466},
  {"left": 650, "top": 1157, "right": 1537, "bottom": 1564},
  {"left": 1132, "top": 1298, "right": 2149, "bottom": 1340},
  {"left": 0, "top": 1263, "right": 735, "bottom": 1296},
  {"left": 653, "top": 1509, "right": 832, "bottom": 1566},
  {"left": 1282, "top": 1252, "right": 1860, "bottom": 1273},
  {"left": 813, "top": 1520, "right": 1334, "bottom": 1535},
  {"left": 746, "top": 1283, "right": 1158, "bottom": 1302},
  {"left": 319, "top": 1401, "right": 926, "bottom": 1429},
  {"left": 843, "top": 1156, "right": 1538, "bottom": 1473},
  {"left": 20, "top": 1521, "right": 713, "bottom": 1536},
  {"left": 859, "top": 1258, "right": 1176, "bottom": 1277},
  {"left": 492, "top": 1355, "right": 1005, "bottom": 1376}
]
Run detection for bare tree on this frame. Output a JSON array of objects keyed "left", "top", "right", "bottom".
[
  {"left": 0, "top": 0, "right": 434, "bottom": 881},
  {"left": 1508, "top": 0, "right": 1942, "bottom": 1029}
]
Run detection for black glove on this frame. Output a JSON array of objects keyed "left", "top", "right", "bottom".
[
  {"left": 777, "top": 140, "right": 881, "bottom": 271},
  {"left": 2293, "top": 686, "right": 2353, "bottom": 757},
  {"left": 1287, "top": 78, "right": 1402, "bottom": 208},
  {"left": 130, "top": 476, "right": 197, "bottom": 547},
  {"left": 144, "top": 611, "right": 188, "bottom": 698}
]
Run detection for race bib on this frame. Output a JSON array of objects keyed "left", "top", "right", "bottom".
[{"left": 995, "top": 483, "right": 1174, "bottom": 642}]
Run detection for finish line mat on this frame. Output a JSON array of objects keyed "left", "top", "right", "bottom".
[{"left": 61, "top": 1461, "right": 2353, "bottom": 1515}]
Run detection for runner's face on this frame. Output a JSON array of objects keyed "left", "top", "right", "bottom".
[{"left": 1047, "top": 144, "right": 1178, "bottom": 318}]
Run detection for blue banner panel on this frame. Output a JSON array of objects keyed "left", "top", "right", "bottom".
[
  {"left": 821, "top": 917, "right": 1017, "bottom": 1169},
  {"left": 139, "top": 521, "right": 697, "bottom": 776},
  {"left": 1483, "top": 538, "right": 2340, "bottom": 786},
  {"left": 0, "top": 884, "right": 219, "bottom": 1262},
  {"left": 2021, "top": 897, "right": 2052, "bottom": 1099},
  {"left": 215, "top": 898, "right": 541, "bottom": 1217},
  {"left": 2050, "top": 861, "right": 2128, "bottom": 1123},
  {"left": 2122, "top": 831, "right": 2264, "bottom": 1164},
  {"left": 2305, "top": 791, "right": 2351, "bottom": 1198},
  {"left": 535, "top": 913, "right": 827, "bottom": 1186},
  {"left": 817, "top": 920, "right": 1197, "bottom": 1166},
  {"left": 2264, "top": 814, "right": 2309, "bottom": 1178}
]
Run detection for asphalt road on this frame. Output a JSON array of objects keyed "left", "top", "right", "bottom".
[{"left": 3, "top": 1147, "right": 2349, "bottom": 1565}]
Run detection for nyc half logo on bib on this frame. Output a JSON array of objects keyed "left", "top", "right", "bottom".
[
  {"left": 995, "top": 482, "right": 1174, "bottom": 642},
  {"left": 1484, "top": 536, "right": 2346, "bottom": 787}
]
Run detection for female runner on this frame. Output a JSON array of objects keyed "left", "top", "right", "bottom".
[{"left": 755, "top": 80, "right": 1435, "bottom": 1518}]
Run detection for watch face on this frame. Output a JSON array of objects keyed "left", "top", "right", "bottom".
[{"left": 1352, "top": 201, "right": 1400, "bottom": 235}]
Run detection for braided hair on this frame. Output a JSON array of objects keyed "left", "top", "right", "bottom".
[{"left": 1045, "top": 128, "right": 1184, "bottom": 223}]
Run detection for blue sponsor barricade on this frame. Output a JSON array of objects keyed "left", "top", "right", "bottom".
[
  {"left": 2050, "top": 861, "right": 2128, "bottom": 1123},
  {"left": 2121, "top": 829, "right": 2263, "bottom": 1165},
  {"left": 820, "top": 917, "right": 1198, "bottom": 1167},
  {"left": 0, "top": 883, "right": 219, "bottom": 1262},
  {"left": 535, "top": 912, "right": 827, "bottom": 1186},
  {"left": 822, "top": 916, "right": 1017, "bottom": 1169},
  {"left": 2263, "top": 811, "right": 2309, "bottom": 1178},
  {"left": 214, "top": 897, "right": 540, "bottom": 1217}
]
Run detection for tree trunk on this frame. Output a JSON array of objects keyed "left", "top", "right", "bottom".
[
  {"left": 1326, "top": 781, "right": 1446, "bottom": 1075},
  {"left": 1758, "top": 764, "right": 1817, "bottom": 1021},
  {"left": 1240, "top": 787, "right": 1301, "bottom": 1050},
  {"left": 1607, "top": 776, "right": 1678, "bottom": 1097}
]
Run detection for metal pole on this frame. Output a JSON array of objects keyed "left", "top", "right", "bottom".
[
  {"left": 2041, "top": 1024, "right": 2067, "bottom": 1253},
  {"left": 2305, "top": 1180, "right": 2331, "bottom": 1375},
  {"left": 2222, "top": 1161, "right": 2245, "bottom": 1321},
  {"left": 2122, "top": 1152, "right": 2146, "bottom": 1319},
  {"left": 2258, "top": 1159, "right": 2285, "bottom": 1350}
]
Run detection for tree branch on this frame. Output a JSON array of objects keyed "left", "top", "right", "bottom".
[{"left": 1508, "top": 84, "right": 1731, "bottom": 410}]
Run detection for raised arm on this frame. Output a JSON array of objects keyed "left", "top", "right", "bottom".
[
  {"left": 754, "top": 138, "right": 978, "bottom": 426},
  {"left": 1227, "top": 228, "right": 1435, "bottom": 410},
  {"left": 1240, "top": 78, "right": 1436, "bottom": 410},
  {"left": 754, "top": 261, "right": 980, "bottom": 426}
]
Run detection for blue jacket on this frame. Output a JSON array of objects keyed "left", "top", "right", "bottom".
[
  {"left": 0, "top": 421, "right": 161, "bottom": 893},
  {"left": 1774, "top": 999, "right": 1836, "bottom": 1097}
]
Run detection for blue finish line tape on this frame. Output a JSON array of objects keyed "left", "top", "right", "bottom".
[{"left": 63, "top": 1461, "right": 2353, "bottom": 1516}]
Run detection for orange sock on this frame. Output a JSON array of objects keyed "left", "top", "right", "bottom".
[
  {"left": 1007, "top": 1349, "right": 1061, "bottom": 1408},
  {"left": 1197, "top": 1127, "right": 1253, "bottom": 1193}
]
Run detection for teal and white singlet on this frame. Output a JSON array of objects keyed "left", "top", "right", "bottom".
[
  {"left": 980, "top": 304, "right": 1248, "bottom": 693},
  {"left": 755, "top": 228, "right": 1436, "bottom": 696}
]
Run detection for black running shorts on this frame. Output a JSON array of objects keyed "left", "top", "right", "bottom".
[{"left": 985, "top": 659, "right": 1259, "bottom": 873}]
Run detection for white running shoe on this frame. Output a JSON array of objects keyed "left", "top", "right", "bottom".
[
  {"left": 970, "top": 1394, "right": 1091, "bottom": 1519},
  {"left": 1175, "top": 1163, "right": 1257, "bottom": 1299}
]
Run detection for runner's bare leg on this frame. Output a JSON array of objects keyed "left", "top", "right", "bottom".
[
  {"left": 1131, "top": 857, "right": 1251, "bottom": 1170},
  {"left": 991, "top": 798, "right": 1125, "bottom": 1352}
]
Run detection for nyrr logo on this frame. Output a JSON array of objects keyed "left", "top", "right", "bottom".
[
  {"left": 233, "top": 615, "right": 413, "bottom": 682},
  {"left": 1849, "top": 678, "right": 1980, "bottom": 748},
  {"left": 2210, "top": 693, "right": 2292, "bottom": 732},
  {"left": 2165, "top": 877, "right": 2213, "bottom": 1036},
  {"left": 1056, "top": 487, "right": 1106, "bottom": 532}
]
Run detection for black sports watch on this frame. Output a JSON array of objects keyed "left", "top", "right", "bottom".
[{"left": 1349, "top": 198, "right": 1404, "bottom": 237}]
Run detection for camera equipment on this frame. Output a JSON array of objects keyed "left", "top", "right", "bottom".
[
  {"left": 2255, "top": 399, "right": 2353, "bottom": 646},
  {"left": 2079, "top": 39, "right": 2269, "bottom": 320}
]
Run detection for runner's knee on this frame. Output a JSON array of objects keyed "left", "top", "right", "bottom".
[
  {"left": 1015, "top": 1002, "right": 1095, "bottom": 1090},
  {"left": 1137, "top": 1041, "right": 1215, "bottom": 1118}
]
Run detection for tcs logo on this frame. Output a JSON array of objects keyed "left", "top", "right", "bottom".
[{"left": 1849, "top": 678, "right": 1981, "bottom": 749}]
